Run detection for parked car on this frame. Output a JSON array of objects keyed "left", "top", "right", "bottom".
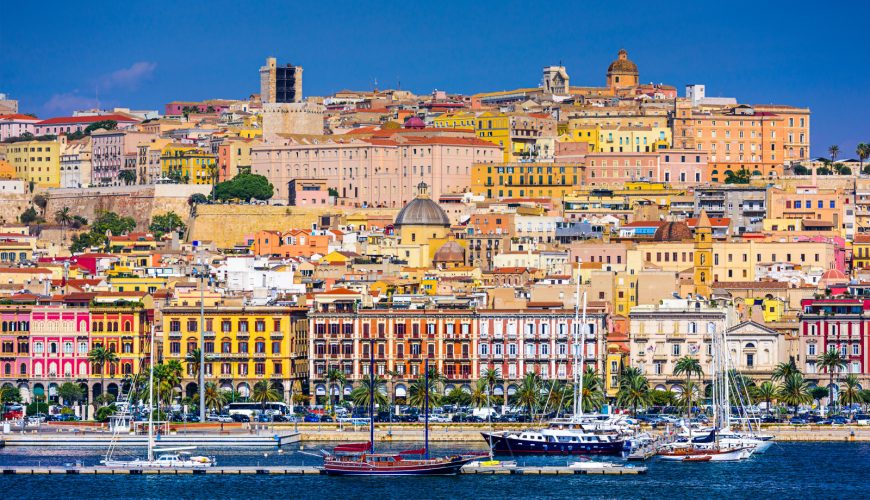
[
  {"left": 303, "top": 413, "right": 320, "bottom": 423},
  {"left": 320, "top": 415, "right": 334, "bottom": 423},
  {"left": 789, "top": 416, "right": 809, "bottom": 425},
  {"left": 761, "top": 415, "right": 780, "bottom": 424},
  {"left": 854, "top": 414, "right": 870, "bottom": 425},
  {"left": 822, "top": 416, "right": 849, "bottom": 425},
  {"left": 231, "top": 414, "right": 251, "bottom": 423}
]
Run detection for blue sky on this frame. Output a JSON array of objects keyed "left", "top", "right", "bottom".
[{"left": 2, "top": 0, "right": 868, "bottom": 156}]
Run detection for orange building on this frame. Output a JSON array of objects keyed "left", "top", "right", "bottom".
[
  {"left": 251, "top": 229, "right": 331, "bottom": 258},
  {"left": 469, "top": 212, "right": 515, "bottom": 236},
  {"left": 767, "top": 186, "right": 846, "bottom": 234},
  {"left": 673, "top": 102, "right": 810, "bottom": 182}
]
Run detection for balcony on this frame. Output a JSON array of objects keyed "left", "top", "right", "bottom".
[{"left": 270, "top": 331, "right": 284, "bottom": 340}]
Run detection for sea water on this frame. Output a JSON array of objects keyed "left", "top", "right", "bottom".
[{"left": 0, "top": 441, "right": 867, "bottom": 499}]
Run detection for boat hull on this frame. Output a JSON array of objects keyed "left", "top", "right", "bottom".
[
  {"left": 483, "top": 432, "right": 625, "bottom": 456},
  {"left": 322, "top": 456, "right": 475, "bottom": 476}
]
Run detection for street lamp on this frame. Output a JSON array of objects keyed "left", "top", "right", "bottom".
[{"left": 194, "top": 243, "right": 207, "bottom": 422}]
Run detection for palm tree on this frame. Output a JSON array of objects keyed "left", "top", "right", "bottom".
[
  {"left": 54, "top": 207, "right": 72, "bottom": 243},
  {"left": 819, "top": 348, "right": 847, "bottom": 412},
  {"left": 617, "top": 370, "right": 650, "bottom": 416},
  {"left": 250, "top": 380, "right": 281, "bottom": 414},
  {"left": 858, "top": 143, "right": 870, "bottom": 174},
  {"left": 581, "top": 367, "right": 605, "bottom": 412},
  {"left": 772, "top": 358, "right": 799, "bottom": 381},
  {"left": 203, "top": 382, "right": 226, "bottom": 413},
  {"left": 839, "top": 374, "right": 861, "bottom": 410},
  {"left": 514, "top": 372, "right": 542, "bottom": 418},
  {"left": 350, "top": 376, "right": 388, "bottom": 411},
  {"left": 325, "top": 368, "right": 345, "bottom": 414},
  {"left": 185, "top": 348, "right": 203, "bottom": 380},
  {"left": 778, "top": 373, "right": 811, "bottom": 415},
  {"left": 674, "top": 356, "right": 704, "bottom": 418},
  {"left": 470, "top": 379, "right": 488, "bottom": 409},
  {"left": 88, "top": 346, "right": 119, "bottom": 405},
  {"left": 828, "top": 144, "right": 840, "bottom": 165},
  {"left": 755, "top": 381, "right": 777, "bottom": 414},
  {"left": 408, "top": 367, "right": 443, "bottom": 411}
]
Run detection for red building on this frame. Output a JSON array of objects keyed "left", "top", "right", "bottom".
[{"left": 799, "top": 298, "right": 870, "bottom": 391}]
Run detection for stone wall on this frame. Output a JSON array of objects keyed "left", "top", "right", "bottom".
[
  {"left": 0, "top": 193, "right": 35, "bottom": 224},
  {"left": 44, "top": 184, "right": 210, "bottom": 231}
]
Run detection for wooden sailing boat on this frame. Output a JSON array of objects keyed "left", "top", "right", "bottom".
[{"left": 322, "top": 341, "right": 479, "bottom": 475}]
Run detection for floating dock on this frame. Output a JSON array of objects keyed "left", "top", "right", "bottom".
[
  {"left": 0, "top": 464, "right": 646, "bottom": 476},
  {"left": 0, "top": 431, "right": 300, "bottom": 448}
]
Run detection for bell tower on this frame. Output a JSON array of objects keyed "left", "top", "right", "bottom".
[{"left": 693, "top": 210, "right": 713, "bottom": 297}]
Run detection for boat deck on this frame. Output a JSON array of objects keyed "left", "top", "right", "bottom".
[{"left": 0, "top": 464, "right": 647, "bottom": 475}]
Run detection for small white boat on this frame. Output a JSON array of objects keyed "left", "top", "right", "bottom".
[
  {"left": 464, "top": 459, "right": 518, "bottom": 471},
  {"left": 103, "top": 451, "right": 215, "bottom": 468},
  {"left": 568, "top": 459, "right": 620, "bottom": 469},
  {"left": 658, "top": 443, "right": 753, "bottom": 462}
]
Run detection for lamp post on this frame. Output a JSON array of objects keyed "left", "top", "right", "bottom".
[{"left": 195, "top": 245, "right": 206, "bottom": 422}]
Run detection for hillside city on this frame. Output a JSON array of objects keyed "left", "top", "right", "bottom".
[{"left": 1, "top": 49, "right": 870, "bottom": 421}]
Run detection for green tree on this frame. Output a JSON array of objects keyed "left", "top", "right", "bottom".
[
  {"left": 119, "top": 169, "right": 137, "bottom": 185},
  {"left": 84, "top": 120, "right": 118, "bottom": 135},
  {"left": 57, "top": 382, "right": 84, "bottom": 406},
  {"left": 185, "top": 348, "right": 203, "bottom": 381},
  {"left": 350, "top": 376, "right": 388, "bottom": 410},
  {"left": 95, "top": 404, "right": 117, "bottom": 422},
  {"left": 54, "top": 206, "right": 73, "bottom": 242},
  {"left": 828, "top": 144, "right": 840, "bottom": 165},
  {"left": 581, "top": 367, "right": 605, "bottom": 412},
  {"left": 443, "top": 387, "right": 472, "bottom": 406},
  {"left": 214, "top": 173, "right": 274, "bottom": 202},
  {"left": 203, "top": 382, "right": 227, "bottom": 413},
  {"left": 809, "top": 386, "right": 829, "bottom": 410},
  {"left": 839, "top": 374, "right": 861, "bottom": 409},
  {"left": 617, "top": 370, "right": 651, "bottom": 416},
  {"left": 674, "top": 356, "right": 704, "bottom": 417},
  {"left": 188, "top": 193, "right": 209, "bottom": 206},
  {"left": 513, "top": 372, "right": 542, "bottom": 417},
  {"left": 819, "top": 348, "right": 847, "bottom": 411},
  {"left": 724, "top": 167, "right": 752, "bottom": 184},
  {"left": 326, "top": 368, "right": 346, "bottom": 414},
  {"left": 20, "top": 207, "right": 39, "bottom": 225},
  {"left": 149, "top": 211, "right": 187, "bottom": 239},
  {"left": 772, "top": 359, "right": 799, "bottom": 382},
  {"left": 470, "top": 378, "right": 488, "bottom": 409},
  {"left": 755, "top": 381, "right": 778, "bottom": 413},
  {"left": 408, "top": 367, "right": 444, "bottom": 410},
  {"left": 70, "top": 210, "right": 136, "bottom": 252},
  {"left": 88, "top": 346, "right": 119, "bottom": 406},
  {"left": 778, "top": 373, "right": 811, "bottom": 415},
  {"left": 250, "top": 380, "right": 282, "bottom": 414},
  {"left": 27, "top": 400, "right": 50, "bottom": 416},
  {"left": 857, "top": 143, "right": 870, "bottom": 173},
  {"left": 0, "top": 385, "right": 22, "bottom": 403},
  {"left": 792, "top": 165, "right": 811, "bottom": 175}
]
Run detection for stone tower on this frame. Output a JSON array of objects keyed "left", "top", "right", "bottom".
[{"left": 693, "top": 209, "right": 713, "bottom": 297}]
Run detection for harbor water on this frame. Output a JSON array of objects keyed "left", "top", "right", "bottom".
[{"left": 0, "top": 441, "right": 867, "bottom": 499}]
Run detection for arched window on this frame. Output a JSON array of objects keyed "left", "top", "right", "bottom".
[
  {"left": 3, "top": 363, "right": 10, "bottom": 375},
  {"left": 124, "top": 321, "right": 132, "bottom": 332},
  {"left": 20, "top": 363, "right": 26, "bottom": 374},
  {"left": 689, "top": 322, "right": 698, "bottom": 334},
  {"left": 707, "top": 322, "right": 716, "bottom": 334}
]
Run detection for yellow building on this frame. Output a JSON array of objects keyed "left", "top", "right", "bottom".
[
  {"left": 160, "top": 144, "right": 217, "bottom": 185},
  {"left": 853, "top": 235, "right": 870, "bottom": 270},
  {"left": 4, "top": 139, "right": 61, "bottom": 187},
  {"left": 471, "top": 162, "right": 583, "bottom": 199},
  {"left": 161, "top": 305, "right": 309, "bottom": 400},
  {"left": 475, "top": 112, "right": 512, "bottom": 161},
  {"left": 431, "top": 111, "right": 477, "bottom": 130}
]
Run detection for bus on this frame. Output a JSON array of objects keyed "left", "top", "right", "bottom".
[{"left": 226, "top": 402, "right": 290, "bottom": 417}]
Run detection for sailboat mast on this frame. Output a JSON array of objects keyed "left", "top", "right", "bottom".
[
  {"left": 369, "top": 337, "right": 375, "bottom": 454},
  {"left": 424, "top": 359, "right": 429, "bottom": 459},
  {"left": 573, "top": 278, "right": 580, "bottom": 416},
  {"left": 148, "top": 324, "right": 154, "bottom": 462},
  {"left": 579, "top": 290, "right": 587, "bottom": 417}
]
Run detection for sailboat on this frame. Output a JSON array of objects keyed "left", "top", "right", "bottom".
[
  {"left": 481, "top": 284, "right": 625, "bottom": 456},
  {"left": 322, "top": 349, "right": 479, "bottom": 475},
  {"left": 466, "top": 373, "right": 517, "bottom": 471},
  {"left": 658, "top": 316, "right": 753, "bottom": 462},
  {"left": 101, "top": 326, "right": 214, "bottom": 469}
]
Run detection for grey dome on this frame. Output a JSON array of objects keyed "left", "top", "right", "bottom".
[{"left": 395, "top": 182, "right": 451, "bottom": 227}]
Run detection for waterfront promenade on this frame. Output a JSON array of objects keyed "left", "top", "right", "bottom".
[{"left": 2, "top": 422, "right": 869, "bottom": 447}]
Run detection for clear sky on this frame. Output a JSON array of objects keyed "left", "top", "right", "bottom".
[{"left": 2, "top": 0, "right": 867, "bottom": 157}]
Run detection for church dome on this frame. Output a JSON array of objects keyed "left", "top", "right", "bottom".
[
  {"left": 404, "top": 116, "right": 426, "bottom": 129},
  {"left": 607, "top": 49, "right": 638, "bottom": 74},
  {"left": 433, "top": 240, "right": 465, "bottom": 262},
  {"left": 653, "top": 221, "right": 693, "bottom": 241},
  {"left": 395, "top": 182, "right": 451, "bottom": 227}
]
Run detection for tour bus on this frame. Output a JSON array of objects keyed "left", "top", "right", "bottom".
[{"left": 226, "top": 402, "right": 290, "bottom": 418}]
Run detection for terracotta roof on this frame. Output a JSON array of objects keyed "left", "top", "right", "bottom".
[
  {"left": 0, "top": 114, "right": 40, "bottom": 121},
  {"left": 37, "top": 114, "right": 138, "bottom": 125},
  {"left": 0, "top": 268, "right": 52, "bottom": 274},
  {"left": 686, "top": 217, "right": 730, "bottom": 227},
  {"left": 320, "top": 288, "right": 359, "bottom": 295}
]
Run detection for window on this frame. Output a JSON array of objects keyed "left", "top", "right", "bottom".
[
  {"left": 808, "top": 344, "right": 817, "bottom": 356},
  {"left": 672, "top": 344, "right": 681, "bottom": 356},
  {"left": 746, "top": 353, "right": 754, "bottom": 367}
]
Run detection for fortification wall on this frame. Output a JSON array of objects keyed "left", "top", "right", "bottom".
[{"left": 43, "top": 184, "right": 209, "bottom": 230}]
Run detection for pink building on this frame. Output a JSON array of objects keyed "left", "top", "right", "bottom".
[
  {"left": 584, "top": 152, "right": 661, "bottom": 186},
  {"left": 0, "top": 114, "right": 40, "bottom": 141},
  {"left": 34, "top": 114, "right": 139, "bottom": 136},
  {"left": 568, "top": 241, "right": 630, "bottom": 265},
  {"left": 91, "top": 130, "right": 156, "bottom": 186},
  {"left": 252, "top": 134, "right": 500, "bottom": 207},
  {"left": 659, "top": 149, "right": 708, "bottom": 186},
  {"left": 28, "top": 307, "right": 90, "bottom": 403},
  {"left": 0, "top": 308, "right": 31, "bottom": 399}
]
